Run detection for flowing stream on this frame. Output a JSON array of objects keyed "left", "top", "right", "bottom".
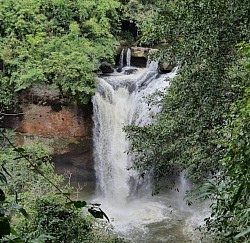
[{"left": 92, "top": 62, "right": 209, "bottom": 242}]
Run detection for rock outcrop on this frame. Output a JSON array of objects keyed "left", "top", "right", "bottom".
[
  {"left": 130, "top": 47, "right": 158, "bottom": 59},
  {"left": 116, "top": 42, "right": 176, "bottom": 71},
  {"left": 2, "top": 86, "right": 95, "bottom": 185},
  {"left": 159, "top": 62, "right": 176, "bottom": 73},
  {"left": 99, "top": 61, "right": 114, "bottom": 74}
]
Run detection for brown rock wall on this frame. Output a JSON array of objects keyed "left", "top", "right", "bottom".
[
  {"left": 1, "top": 87, "right": 95, "bottom": 186},
  {"left": 18, "top": 103, "right": 91, "bottom": 138}
]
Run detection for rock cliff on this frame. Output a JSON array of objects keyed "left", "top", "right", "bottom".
[{"left": 2, "top": 86, "right": 95, "bottom": 186}]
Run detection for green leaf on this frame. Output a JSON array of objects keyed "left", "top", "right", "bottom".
[
  {"left": 235, "top": 41, "right": 246, "bottom": 47},
  {"left": 66, "top": 200, "right": 87, "bottom": 208},
  {"left": 229, "top": 182, "right": 245, "bottom": 211},
  {"left": 88, "top": 208, "right": 109, "bottom": 222},
  {"left": 30, "top": 234, "right": 56, "bottom": 243},
  {"left": 10, "top": 227, "right": 17, "bottom": 235},
  {"left": 234, "top": 226, "right": 250, "bottom": 239}
]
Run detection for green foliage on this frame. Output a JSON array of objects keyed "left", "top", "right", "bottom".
[
  {"left": 126, "top": 0, "right": 250, "bottom": 182},
  {"left": 18, "top": 198, "right": 126, "bottom": 243},
  {"left": 0, "top": 0, "right": 121, "bottom": 108},
  {"left": 203, "top": 90, "right": 250, "bottom": 241},
  {"left": 0, "top": 130, "right": 66, "bottom": 240},
  {"left": 201, "top": 44, "right": 250, "bottom": 242},
  {"left": 0, "top": 143, "right": 65, "bottom": 200},
  {"left": 120, "top": 0, "right": 159, "bottom": 45},
  {"left": 19, "top": 199, "right": 93, "bottom": 243}
]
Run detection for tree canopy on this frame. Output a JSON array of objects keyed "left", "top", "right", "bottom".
[
  {"left": 126, "top": 0, "right": 250, "bottom": 180},
  {"left": 0, "top": 0, "right": 121, "bottom": 108}
]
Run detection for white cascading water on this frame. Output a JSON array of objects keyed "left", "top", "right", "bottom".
[
  {"left": 126, "top": 48, "right": 131, "bottom": 67},
  {"left": 92, "top": 61, "right": 209, "bottom": 242}
]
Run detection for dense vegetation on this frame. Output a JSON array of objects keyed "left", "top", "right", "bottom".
[
  {"left": 0, "top": 0, "right": 249, "bottom": 242},
  {"left": 125, "top": 0, "right": 250, "bottom": 241},
  {"left": 0, "top": 0, "right": 120, "bottom": 108}
]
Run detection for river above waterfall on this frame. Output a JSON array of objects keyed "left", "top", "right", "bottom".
[{"left": 90, "top": 62, "right": 210, "bottom": 243}]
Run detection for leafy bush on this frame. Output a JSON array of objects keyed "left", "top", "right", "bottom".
[
  {"left": 19, "top": 198, "right": 127, "bottom": 242},
  {"left": 19, "top": 199, "right": 93, "bottom": 243},
  {"left": 126, "top": 0, "right": 250, "bottom": 183},
  {"left": 205, "top": 51, "right": 250, "bottom": 241}
]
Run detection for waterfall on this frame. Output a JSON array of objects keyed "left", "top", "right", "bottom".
[
  {"left": 93, "top": 62, "right": 175, "bottom": 205},
  {"left": 92, "top": 85, "right": 132, "bottom": 205},
  {"left": 92, "top": 63, "right": 208, "bottom": 242},
  {"left": 119, "top": 48, "right": 124, "bottom": 68},
  {"left": 126, "top": 48, "right": 131, "bottom": 67}
]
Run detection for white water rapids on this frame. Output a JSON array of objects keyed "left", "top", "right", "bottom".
[{"left": 92, "top": 62, "right": 209, "bottom": 242}]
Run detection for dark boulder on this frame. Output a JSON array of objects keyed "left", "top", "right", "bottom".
[
  {"left": 99, "top": 61, "right": 114, "bottom": 74},
  {"left": 124, "top": 68, "right": 138, "bottom": 75}
]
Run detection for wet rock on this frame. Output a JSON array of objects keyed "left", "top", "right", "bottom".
[
  {"left": 99, "top": 61, "right": 114, "bottom": 74},
  {"left": 124, "top": 68, "right": 138, "bottom": 75},
  {"left": 159, "top": 62, "right": 176, "bottom": 73},
  {"left": 116, "top": 67, "right": 123, "bottom": 73},
  {"left": 131, "top": 47, "right": 158, "bottom": 59}
]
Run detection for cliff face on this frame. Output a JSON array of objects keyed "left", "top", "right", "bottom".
[
  {"left": 2, "top": 86, "right": 95, "bottom": 185},
  {"left": 18, "top": 103, "right": 90, "bottom": 138}
]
